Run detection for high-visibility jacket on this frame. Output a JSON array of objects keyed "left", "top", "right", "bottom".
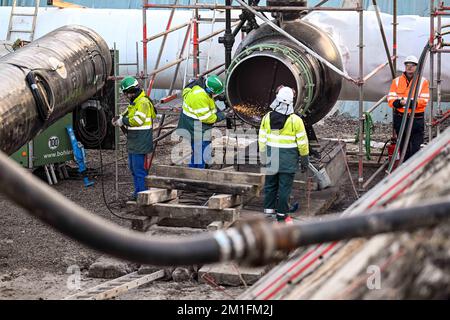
[
  {"left": 122, "top": 90, "right": 156, "bottom": 154},
  {"left": 181, "top": 85, "right": 218, "bottom": 124},
  {"left": 259, "top": 112, "right": 309, "bottom": 173},
  {"left": 387, "top": 73, "right": 429, "bottom": 114}
]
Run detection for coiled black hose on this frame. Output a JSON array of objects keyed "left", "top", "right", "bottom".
[
  {"left": 25, "top": 70, "right": 55, "bottom": 122},
  {"left": 73, "top": 101, "right": 108, "bottom": 148}
]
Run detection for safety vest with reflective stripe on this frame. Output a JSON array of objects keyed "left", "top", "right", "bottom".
[
  {"left": 182, "top": 85, "right": 218, "bottom": 124},
  {"left": 123, "top": 90, "right": 156, "bottom": 130},
  {"left": 122, "top": 90, "right": 156, "bottom": 154},
  {"left": 387, "top": 73, "right": 429, "bottom": 114},
  {"left": 259, "top": 112, "right": 309, "bottom": 157}
]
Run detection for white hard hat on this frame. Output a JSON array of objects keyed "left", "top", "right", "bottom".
[
  {"left": 404, "top": 55, "right": 419, "bottom": 65},
  {"left": 276, "top": 86, "right": 294, "bottom": 104}
]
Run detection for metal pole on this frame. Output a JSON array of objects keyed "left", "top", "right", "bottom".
[
  {"left": 358, "top": 0, "right": 364, "bottom": 190},
  {"left": 429, "top": 0, "right": 435, "bottom": 141},
  {"left": 146, "top": 1, "right": 181, "bottom": 96},
  {"left": 192, "top": 18, "right": 200, "bottom": 77},
  {"left": 366, "top": 95, "right": 387, "bottom": 114},
  {"left": 114, "top": 43, "right": 120, "bottom": 201},
  {"left": 437, "top": 12, "right": 442, "bottom": 136},
  {"left": 143, "top": 3, "right": 358, "bottom": 12},
  {"left": 142, "top": 0, "right": 148, "bottom": 89},
  {"left": 371, "top": 0, "right": 395, "bottom": 79},
  {"left": 224, "top": 0, "right": 233, "bottom": 69},
  {"left": 392, "top": 0, "right": 398, "bottom": 138},
  {"left": 233, "top": 0, "right": 356, "bottom": 83}
]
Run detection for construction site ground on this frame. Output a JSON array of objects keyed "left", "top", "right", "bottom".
[{"left": 1, "top": 114, "right": 448, "bottom": 300}]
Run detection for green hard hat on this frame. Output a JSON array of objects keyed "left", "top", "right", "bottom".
[
  {"left": 121, "top": 76, "right": 139, "bottom": 92},
  {"left": 205, "top": 74, "right": 224, "bottom": 95}
]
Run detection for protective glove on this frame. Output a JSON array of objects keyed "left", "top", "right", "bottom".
[
  {"left": 300, "top": 155, "right": 309, "bottom": 173},
  {"left": 112, "top": 115, "right": 123, "bottom": 127},
  {"left": 392, "top": 99, "right": 403, "bottom": 109},
  {"left": 216, "top": 93, "right": 227, "bottom": 102},
  {"left": 216, "top": 111, "right": 226, "bottom": 122}
]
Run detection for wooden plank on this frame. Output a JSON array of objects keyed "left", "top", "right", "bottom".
[
  {"left": 128, "top": 215, "right": 159, "bottom": 232},
  {"left": 151, "top": 165, "right": 265, "bottom": 186},
  {"left": 64, "top": 270, "right": 165, "bottom": 300},
  {"left": 199, "top": 263, "right": 269, "bottom": 286},
  {"left": 208, "top": 194, "right": 242, "bottom": 209},
  {"left": 137, "top": 188, "right": 178, "bottom": 206},
  {"left": 146, "top": 176, "right": 260, "bottom": 196},
  {"left": 140, "top": 203, "right": 239, "bottom": 222}
]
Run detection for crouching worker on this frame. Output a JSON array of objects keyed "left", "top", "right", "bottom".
[
  {"left": 259, "top": 86, "right": 309, "bottom": 224},
  {"left": 112, "top": 76, "right": 156, "bottom": 200},
  {"left": 176, "top": 74, "right": 226, "bottom": 169}
]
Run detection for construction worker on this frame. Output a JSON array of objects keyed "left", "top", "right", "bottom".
[
  {"left": 176, "top": 74, "right": 226, "bottom": 168},
  {"left": 387, "top": 55, "right": 430, "bottom": 160},
  {"left": 259, "top": 86, "right": 309, "bottom": 223},
  {"left": 112, "top": 76, "right": 156, "bottom": 200}
]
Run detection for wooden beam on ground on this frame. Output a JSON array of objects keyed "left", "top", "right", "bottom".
[
  {"left": 151, "top": 165, "right": 265, "bottom": 186},
  {"left": 138, "top": 203, "right": 239, "bottom": 228},
  {"left": 208, "top": 194, "right": 242, "bottom": 209},
  {"left": 146, "top": 176, "right": 260, "bottom": 196},
  {"left": 137, "top": 188, "right": 178, "bottom": 206}
]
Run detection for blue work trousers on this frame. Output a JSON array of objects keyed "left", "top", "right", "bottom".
[{"left": 128, "top": 153, "right": 148, "bottom": 199}]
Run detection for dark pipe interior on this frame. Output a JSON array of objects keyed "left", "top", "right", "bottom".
[{"left": 228, "top": 55, "right": 297, "bottom": 126}]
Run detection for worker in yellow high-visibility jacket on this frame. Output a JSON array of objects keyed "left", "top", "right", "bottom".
[
  {"left": 176, "top": 75, "right": 226, "bottom": 168},
  {"left": 112, "top": 76, "right": 156, "bottom": 200},
  {"left": 259, "top": 86, "right": 309, "bottom": 223}
]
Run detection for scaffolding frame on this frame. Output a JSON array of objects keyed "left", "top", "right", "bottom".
[{"left": 136, "top": 0, "right": 447, "bottom": 193}]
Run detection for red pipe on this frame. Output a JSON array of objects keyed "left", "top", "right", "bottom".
[{"left": 192, "top": 19, "right": 200, "bottom": 77}]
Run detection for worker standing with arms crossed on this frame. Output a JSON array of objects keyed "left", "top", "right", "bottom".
[
  {"left": 259, "top": 86, "right": 309, "bottom": 224},
  {"left": 387, "top": 55, "right": 430, "bottom": 161},
  {"left": 177, "top": 74, "right": 226, "bottom": 168},
  {"left": 112, "top": 76, "right": 156, "bottom": 200}
]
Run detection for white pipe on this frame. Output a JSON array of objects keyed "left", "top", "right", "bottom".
[{"left": 0, "top": 7, "right": 449, "bottom": 101}]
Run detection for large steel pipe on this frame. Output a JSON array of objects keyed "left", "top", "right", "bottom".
[
  {"left": 226, "top": 19, "right": 343, "bottom": 127},
  {"left": 0, "top": 25, "right": 112, "bottom": 155}
]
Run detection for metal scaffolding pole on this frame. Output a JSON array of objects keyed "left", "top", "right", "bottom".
[
  {"left": 358, "top": 0, "right": 364, "bottom": 190},
  {"left": 437, "top": 9, "right": 443, "bottom": 136},
  {"left": 142, "top": 0, "right": 149, "bottom": 89},
  {"left": 371, "top": 0, "right": 395, "bottom": 79}
]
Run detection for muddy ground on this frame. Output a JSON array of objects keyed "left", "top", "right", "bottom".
[{"left": 0, "top": 114, "right": 445, "bottom": 300}]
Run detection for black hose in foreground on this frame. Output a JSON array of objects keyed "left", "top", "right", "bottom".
[
  {"left": 0, "top": 150, "right": 222, "bottom": 266},
  {"left": 293, "top": 199, "right": 450, "bottom": 247}
]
